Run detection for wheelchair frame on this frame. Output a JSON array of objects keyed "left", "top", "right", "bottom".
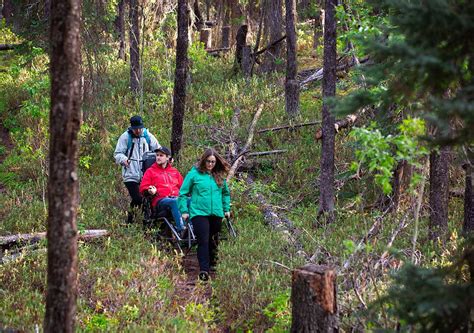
[{"left": 142, "top": 196, "right": 236, "bottom": 253}]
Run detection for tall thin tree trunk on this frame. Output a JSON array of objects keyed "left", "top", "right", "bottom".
[
  {"left": 262, "top": 0, "right": 284, "bottom": 73},
  {"left": 193, "top": 0, "right": 204, "bottom": 30},
  {"left": 285, "top": 0, "right": 299, "bottom": 118},
  {"left": 463, "top": 163, "right": 474, "bottom": 234},
  {"left": 117, "top": 0, "right": 126, "bottom": 60},
  {"left": 2, "top": 0, "right": 13, "bottom": 25},
  {"left": 44, "top": 0, "right": 82, "bottom": 330},
  {"left": 171, "top": 0, "right": 189, "bottom": 160},
  {"left": 129, "top": 0, "right": 141, "bottom": 93},
  {"left": 317, "top": 0, "right": 337, "bottom": 223},
  {"left": 429, "top": 146, "right": 450, "bottom": 240},
  {"left": 44, "top": 0, "right": 51, "bottom": 20},
  {"left": 313, "top": 8, "right": 324, "bottom": 51}
]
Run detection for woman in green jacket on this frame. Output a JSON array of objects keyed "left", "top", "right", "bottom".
[{"left": 179, "top": 148, "right": 231, "bottom": 281}]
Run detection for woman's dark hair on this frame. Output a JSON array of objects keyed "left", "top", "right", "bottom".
[{"left": 197, "top": 148, "right": 230, "bottom": 186}]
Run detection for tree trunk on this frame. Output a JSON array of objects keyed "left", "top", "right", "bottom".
[
  {"left": 117, "top": 0, "right": 126, "bottom": 60},
  {"left": 318, "top": 0, "right": 337, "bottom": 223},
  {"left": 2, "top": 0, "right": 13, "bottom": 25},
  {"left": 44, "top": 0, "right": 82, "bottom": 330},
  {"left": 193, "top": 0, "right": 204, "bottom": 30},
  {"left": 291, "top": 264, "right": 338, "bottom": 332},
  {"left": 429, "top": 146, "right": 450, "bottom": 240},
  {"left": 262, "top": 0, "right": 284, "bottom": 73},
  {"left": 313, "top": 9, "right": 324, "bottom": 51},
  {"left": 44, "top": 0, "right": 51, "bottom": 20},
  {"left": 285, "top": 0, "right": 299, "bottom": 118},
  {"left": 221, "top": 25, "right": 230, "bottom": 48},
  {"left": 464, "top": 163, "right": 474, "bottom": 234},
  {"left": 229, "top": 0, "right": 243, "bottom": 46},
  {"left": 241, "top": 45, "right": 252, "bottom": 78},
  {"left": 171, "top": 0, "right": 189, "bottom": 161},
  {"left": 234, "top": 24, "right": 248, "bottom": 72},
  {"left": 129, "top": 0, "right": 141, "bottom": 93}
]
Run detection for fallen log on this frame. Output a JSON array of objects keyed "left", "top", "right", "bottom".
[
  {"left": 254, "top": 35, "right": 287, "bottom": 57},
  {"left": 206, "top": 47, "right": 230, "bottom": 54},
  {"left": 248, "top": 150, "right": 288, "bottom": 157},
  {"left": 0, "top": 44, "right": 18, "bottom": 51},
  {"left": 258, "top": 121, "right": 322, "bottom": 134},
  {"left": 315, "top": 114, "right": 357, "bottom": 140},
  {"left": 246, "top": 175, "right": 307, "bottom": 257},
  {"left": 0, "top": 229, "right": 109, "bottom": 250},
  {"left": 298, "top": 56, "right": 370, "bottom": 87}
]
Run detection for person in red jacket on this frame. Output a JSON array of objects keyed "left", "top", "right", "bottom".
[{"left": 139, "top": 146, "right": 185, "bottom": 233}]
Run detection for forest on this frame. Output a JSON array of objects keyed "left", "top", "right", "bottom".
[{"left": 0, "top": 0, "right": 473, "bottom": 331}]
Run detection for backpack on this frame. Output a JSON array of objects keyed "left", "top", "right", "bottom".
[
  {"left": 127, "top": 128, "right": 151, "bottom": 153},
  {"left": 141, "top": 151, "right": 157, "bottom": 174}
]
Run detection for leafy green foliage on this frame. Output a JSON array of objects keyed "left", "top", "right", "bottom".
[
  {"left": 337, "top": 0, "right": 474, "bottom": 145},
  {"left": 351, "top": 118, "right": 428, "bottom": 194}
]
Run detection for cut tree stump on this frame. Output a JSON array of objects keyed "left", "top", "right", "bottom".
[{"left": 291, "top": 264, "right": 338, "bottom": 333}]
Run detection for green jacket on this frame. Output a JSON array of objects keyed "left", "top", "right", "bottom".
[{"left": 178, "top": 166, "right": 231, "bottom": 220}]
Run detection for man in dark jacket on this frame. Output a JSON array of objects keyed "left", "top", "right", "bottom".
[
  {"left": 139, "top": 146, "right": 185, "bottom": 234},
  {"left": 114, "top": 115, "right": 160, "bottom": 223}
]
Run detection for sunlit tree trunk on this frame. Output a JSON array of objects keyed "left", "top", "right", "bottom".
[
  {"left": 129, "top": 0, "right": 141, "bottom": 93},
  {"left": 117, "top": 0, "right": 126, "bottom": 60},
  {"left": 285, "top": 0, "right": 299, "bottom": 118},
  {"left": 171, "top": 0, "right": 189, "bottom": 160},
  {"left": 44, "top": 0, "right": 82, "bottom": 330},
  {"left": 318, "top": 0, "right": 337, "bottom": 223}
]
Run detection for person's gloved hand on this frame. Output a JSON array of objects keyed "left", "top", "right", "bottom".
[
  {"left": 148, "top": 185, "right": 157, "bottom": 195},
  {"left": 182, "top": 213, "right": 189, "bottom": 221},
  {"left": 224, "top": 211, "right": 231, "bottom": 219}
]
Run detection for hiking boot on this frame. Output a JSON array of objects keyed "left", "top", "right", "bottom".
[{"left": 198, "top": 271, "right": 209, "bottom": 281}]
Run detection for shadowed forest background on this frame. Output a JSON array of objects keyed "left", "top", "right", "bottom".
[{"left": 0, "top": 0, "right": 473, "bottom": 331}]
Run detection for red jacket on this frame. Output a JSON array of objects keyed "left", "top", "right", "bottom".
[{"left": 139, "top": 163, "right": 183, "bottom": 207}]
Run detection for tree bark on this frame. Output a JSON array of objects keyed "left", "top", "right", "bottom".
[
  {"left": 221, "top": 25, "right": 230, "bottom": 48},
  {"left": 291, "top": 264, "right": 338, "bottom": 332},
  {"left": 44, "top": 0, "right": 82, "bottom": 330},
  {"left": 129, "top": 0, "right": 141, "bottom": 93},
  {"left": 318, "top": 0, "right": 337, "bottom": 223},
  {"left": 171, "top": 0, "right": 189, "bottom": 160},
  {"left": 464, "top": 163, "right": 474, "bottom": 234},
  {"left": 1, "top": 0, "right": 13, "bottom": 25},
  {"left": 429, "top": 146, "right": 450, "bottom": 240},
  {"left": 193, "top": 0, "right": 204, "bottom": 30},
  {"left": 262, "top": 0, "right": 284, "bottom": 73},
  {"left": 234, "top": 24, "right": 248, "bottom": 72},
  {"left": 117, "top": 0, "right": 126, "bottom": 60},
  {"left": 285, "top": 0, "right": 299, "bottom": 118},
  {"left": 313, "top": 9, "right": 324, "bottom": 50}
]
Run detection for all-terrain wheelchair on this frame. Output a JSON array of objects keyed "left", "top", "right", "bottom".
[{"left": 142, "top": 196, "right": 237, "bottom": 253}]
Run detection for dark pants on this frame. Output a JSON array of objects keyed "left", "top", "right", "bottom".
[
  {"left": 124, "top": 181, "right": 142, "bottom": 223},
  {"left": 192, "top": 216, "right": 222, "bottom": 273}
]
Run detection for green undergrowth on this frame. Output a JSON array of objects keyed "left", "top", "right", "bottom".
[{"left": 0, "top": 21, "right": 469, "bottom": 332}]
